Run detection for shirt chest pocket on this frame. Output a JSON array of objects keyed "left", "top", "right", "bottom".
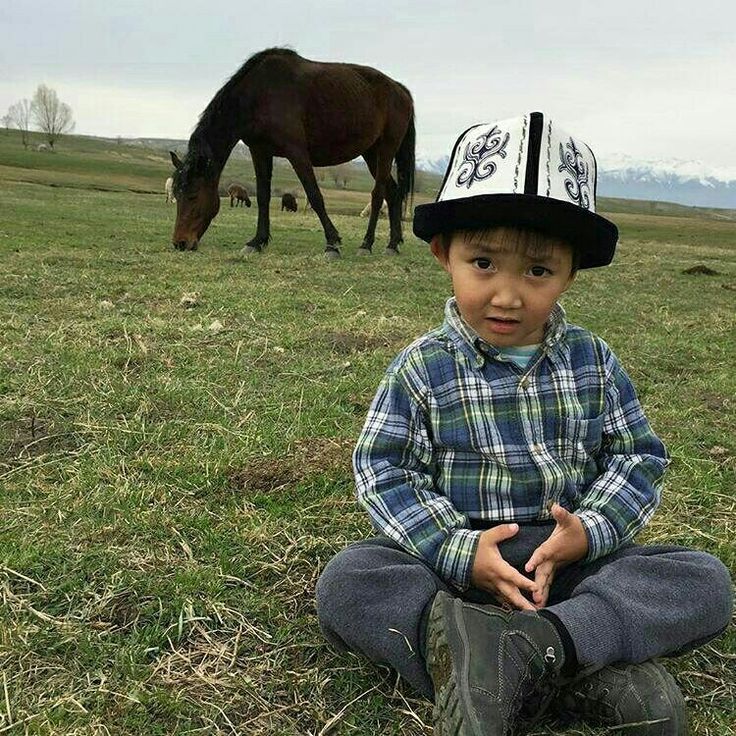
[{"left": 554, "top": 413, "right": 605, "bottom": 463}]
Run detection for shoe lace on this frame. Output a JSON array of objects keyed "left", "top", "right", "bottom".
[
  {"left": 555, "top": 680, "right": 617, "bottom": 724},
  {"left": 512, "top": 647, "right": 562, "bottom": 734}
]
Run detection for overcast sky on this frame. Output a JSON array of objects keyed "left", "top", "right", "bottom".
[{"left": 2, "top": 0, "right": 735, "bottom": 171}]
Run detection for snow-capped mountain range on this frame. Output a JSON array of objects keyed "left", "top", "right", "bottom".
[{"left": 416, "top": 153, "right": 736, "bottom": 210}]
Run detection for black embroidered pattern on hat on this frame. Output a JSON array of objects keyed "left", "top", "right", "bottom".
[
  {"left": 456, "top": 126, "right": 511, "bottom": 189},
  {"left": 558, "top": 137, "right": 591, "bottom": 209}
]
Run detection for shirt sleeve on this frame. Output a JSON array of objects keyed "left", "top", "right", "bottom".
[
  {"left": 576, "top": 341, "right": 669, "bottom": 561},
  {"left": 353, "top": 359, "right": 481, "bottom": 590}
]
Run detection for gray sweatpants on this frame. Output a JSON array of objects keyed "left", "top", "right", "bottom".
[{"left": 316, "top": 525, "right": 733, "bottom": 699}]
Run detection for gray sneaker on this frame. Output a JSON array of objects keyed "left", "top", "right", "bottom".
[
  {"left": 425, "top": 591, "right": 566, "bottom": 736},
  {"left": 554, "top": 660, "right": 688, "bottom": 735}
]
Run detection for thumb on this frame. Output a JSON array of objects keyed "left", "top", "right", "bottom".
[
  {"left": 485, "top": 523, "right": 520, "bottom": 545},
  {"left": 551, "top": 503, "right": 571, "bottom": 525}
]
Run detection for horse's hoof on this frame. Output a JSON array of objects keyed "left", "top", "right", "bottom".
[
  {"left": 241, "top": 245, "right": 261, "bottom": 256},
  {"left": 384, "top": 247, "right": 400, "bottom": 256},
  {"left": 357, "top": 246, "right": 372, "bottom": 256},
  {"left": 324, "top": 247, "right": 341, "bottom": 260}
]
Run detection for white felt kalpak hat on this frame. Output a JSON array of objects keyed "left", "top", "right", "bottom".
[{"left": 413, "top": 112, "right": 618, "bottom": 268}]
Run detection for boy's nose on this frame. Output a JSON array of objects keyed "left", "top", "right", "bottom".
[{"left": 490, "top": 281, "right": 523, "bottom": 309}]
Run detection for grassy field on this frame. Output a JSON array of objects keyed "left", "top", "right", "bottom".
[
  {"left": 0, "top": 131, "right": 734, "bottom": 735},
  {"left": 0, "top": 129, "right": 441, "bottom": 203}
]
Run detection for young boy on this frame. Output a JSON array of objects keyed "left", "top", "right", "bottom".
[{"left": 316, "top": 113, "right": 732, "bottom": 735}]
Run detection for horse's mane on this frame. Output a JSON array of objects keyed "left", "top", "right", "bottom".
[
  {"left": 174, "top": 48, "right": 298, "bottom": 195},
  {"left": 193, "top": 47, "right": 298, "bottom": 141}
]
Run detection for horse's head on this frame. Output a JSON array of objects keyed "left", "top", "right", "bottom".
[{"left": 170, "top": 148, "right": 220, "bottom": 251}]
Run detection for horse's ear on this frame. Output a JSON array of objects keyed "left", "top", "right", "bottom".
[{"left": 170, "top": 151, "right": 183, "bottom": 170}]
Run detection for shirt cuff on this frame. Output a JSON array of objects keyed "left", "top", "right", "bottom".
[
  {"left": 576, "top": 509, "right": 620, "bottom": 562},
  {"left": 435, "top": 529, "right": 482, "bottom": 591}
]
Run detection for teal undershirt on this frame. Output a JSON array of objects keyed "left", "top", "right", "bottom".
[{"left": 497, "top": 343, "right": 539, "bottom": 369}]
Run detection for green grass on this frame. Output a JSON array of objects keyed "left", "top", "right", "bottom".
[{"left": 0, "top": 131, "right": 734, "bottom": 735}]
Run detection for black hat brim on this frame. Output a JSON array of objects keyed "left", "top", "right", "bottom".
[{"left": 412, "top": 193, "right": 618, "bottom": 269}]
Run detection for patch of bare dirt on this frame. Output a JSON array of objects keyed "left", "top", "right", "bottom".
[
  {"left": 707, "top": 445, "right": 735, "bottom": 470},
  {"left": 228, "top": 437, "right": 354, "bottom": 493},
  {"left": 1, "top": 416, "right": 53, "bottom": 460},
  {"left": 700, "top": 391, "right": 732, "bottom": 413},
  {"left": 682, "top": 265, "right": 720, "bottom": 275}
]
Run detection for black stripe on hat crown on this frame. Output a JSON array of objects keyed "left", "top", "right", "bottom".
[{"left": 524, "top": 112, "right": 544, "bottom": 195}]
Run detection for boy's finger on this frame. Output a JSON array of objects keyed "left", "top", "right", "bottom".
[
  {"left": 498, "top": 561, "right": 537, "bottom": 592},
  {"left": 511, "top": 571, "right": 537, "bottom": 593},
  {"left": 499, "top": 583, "right": 536, "bottom": 611},
  {"left": 533, "top": 561, "right": 555, "bottom": 608},
  {"left": 535, "top": 566, "right": 554, "bottom": 592},
  {"left": 525, "top": 545, "right": 548, "bottom": 572},
  {"left": 484, "top": 523, "right": 520, "bottom": 545},
  {"left": 551, "top": 503, "right": 570, "bottom": 524},
  {"left": 534, "top": 565, "right": 550, "bottom": 587}
]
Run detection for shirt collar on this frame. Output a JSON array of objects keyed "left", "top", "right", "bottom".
[{"left": 442, "top": 297, "right": 568, "bottom": 368}]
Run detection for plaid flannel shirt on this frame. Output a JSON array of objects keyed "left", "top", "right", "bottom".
[{"left": 353, "top": 298, "right": 669, "bottom": 591}]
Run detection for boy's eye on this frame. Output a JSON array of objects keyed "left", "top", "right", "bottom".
[
  {"left": 528, "top": 265, "right": 551, "bottom": 277},
  {"left": 474, "top": 258, "right": 493, "bottom": 270}
]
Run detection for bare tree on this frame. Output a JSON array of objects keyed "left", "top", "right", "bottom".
[
  {"left": 1, "top": 113, "right": 11, "bottom": 132},
  {"left": 330, "top": 163, "right": 351, "bottom": 189},
  {"left": 31, "top": 84, "right": 75, "bottom": 150},
  {"left": 7, "top": 99, "right": 33, "bottom": 148}
]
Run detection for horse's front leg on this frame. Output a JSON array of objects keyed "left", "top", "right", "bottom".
[
  {"left": 287, "top": 151, "right": 341, "bottom": 258},
  {"left": 242, "top": 149, "right": 272, "bottom": 254}
]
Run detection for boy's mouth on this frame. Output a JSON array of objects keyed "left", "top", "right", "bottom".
[
  {"left": 486, "top": 316, "right": 520, "bottom": 333},
  {"left": 487, "top": 316, "right": 520, "bottom": 324}
]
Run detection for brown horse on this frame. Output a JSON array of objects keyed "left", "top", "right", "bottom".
[
  {"left": 170, "top": 48, "right": 415, "bottom": 258},
  {"left": 227, "top": 183, "right": 251, "bottom": 207}
]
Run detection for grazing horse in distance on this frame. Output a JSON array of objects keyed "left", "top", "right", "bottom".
[
  {"left": 227, "top": 183, "right": 251, "bottom": 207},
  {"left": 170, "top": 47, "right": 415, "bottom": 258},
  {"left": 281, "top": 193, "right": 297, "bottom": 212},
  {"left": 165, "top": 177, "right": 175, "bottom": 203}
]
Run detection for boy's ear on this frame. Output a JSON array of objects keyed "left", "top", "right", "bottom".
[{"left": 430, "top": 236, "right": 450, "bottom": 272}]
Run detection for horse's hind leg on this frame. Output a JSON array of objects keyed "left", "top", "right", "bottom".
[
  {"left": 243, "top": 148, "right": 273, "bottom": 254},
  {"left": 384, "top": 176, "right": 404, "bottom": 254},
  {"left": 359, "top": 149, "right": 380, "bottom": 253},
  {"left": 287, "top": 151, "right": 341, "bottom": 258},
  {"left": 362, "top": 145, "right": 397, "bottom": 255}
]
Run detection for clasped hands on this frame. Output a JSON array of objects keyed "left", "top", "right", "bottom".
[{"left": 469, "top": 503, "right": 588, "bottom": 611}]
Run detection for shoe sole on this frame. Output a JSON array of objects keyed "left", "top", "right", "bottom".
[{"left": 425, "top": 594, "right": 480, "bottom": 736}]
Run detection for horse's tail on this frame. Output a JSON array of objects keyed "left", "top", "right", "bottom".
[{"left": 395, "top": 109, "right": 415, "bottom": 217}]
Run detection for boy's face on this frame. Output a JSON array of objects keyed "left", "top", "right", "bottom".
[{"left": 431, "top": 230, "right": 576, "bottom": 348}]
